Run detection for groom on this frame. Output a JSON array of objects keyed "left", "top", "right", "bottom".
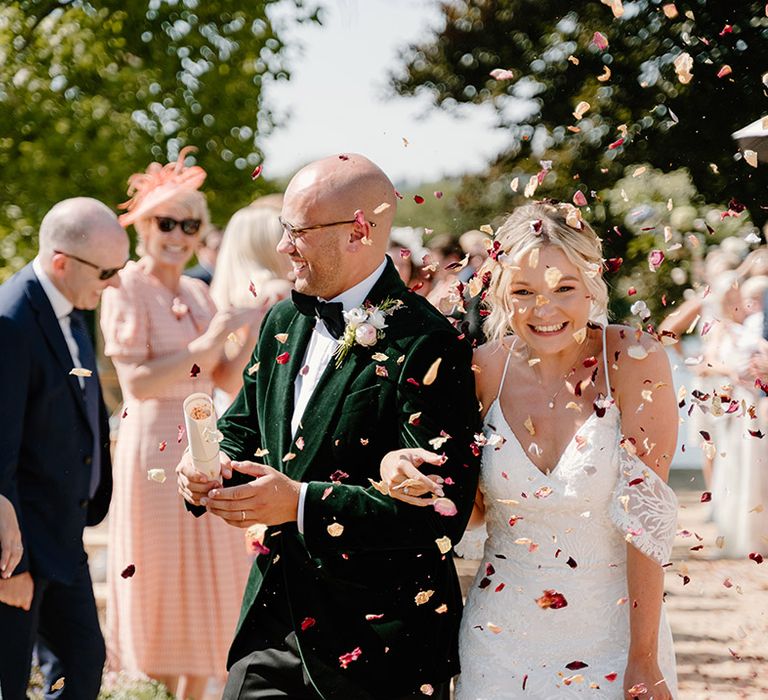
[{"left": 178, "top": 153, "right": 480, "bottom": 699}]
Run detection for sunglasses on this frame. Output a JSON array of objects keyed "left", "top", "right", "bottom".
[
  {"left": 54, "top": 250, "right": 126, "bottom": 280},
  {"left": 154, "top": 216, "right": 202, "bottom": 236}
]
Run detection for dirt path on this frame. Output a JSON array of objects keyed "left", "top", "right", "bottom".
[{"left": 666, "top": 490, "right": 768, "bottom": 698}]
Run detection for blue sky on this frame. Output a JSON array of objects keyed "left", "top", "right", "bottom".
[{"left": 262, "top": 0, "right": 512, "bottom": 184}]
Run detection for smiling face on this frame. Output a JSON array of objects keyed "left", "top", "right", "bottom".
[
  {"left": 140, "top": 209, "right": 199, "bottom": 270},
  {"left": 507, "top": 245, "right": 593, "bottom": 356},
  {"left": 276, "top": 154, "right": 397, "bottom": 299},
  {"left": 277, "top": 191, "right": 349, "bottom": 298}
]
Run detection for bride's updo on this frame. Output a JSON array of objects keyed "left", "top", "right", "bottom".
[{"left": 479, "top": 200, "right": 609, "bottom": 342}]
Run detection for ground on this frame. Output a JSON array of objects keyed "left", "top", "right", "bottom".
[{"left": 74, "top": 478, "right": 768, "bottom": 698}]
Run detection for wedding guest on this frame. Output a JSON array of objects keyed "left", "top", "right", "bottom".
[
  {"left": 723, "top": 275, "right": 768, "bottom": 557},
  {"left": 210, "top": 203, "right": 292, "bottom": 410},
  {"left": 184, "top": 225, "right": 224, "bottom": 285},
  {"left": 382, "top": 200, "right": 678, "bottom": 698},
  {"left": 389, "top": 226, "right": 428, "bottom": 291},
  {"left": 388, "top": 243, "right": 417, "bottom": 286},
  {"left": 0, "top": 496, "right": 22, "bottom": 581},
  {"left": 426, "top": 234, "right": 464, "bottom": 316},
  {"left": 660, "top": 248, "right": 742, "bottom": 489},
  {"left": 0, "top": 198, "right": 128, "bottom": 699},
  {"left": 458, "top": 229, "right": 490, "bottom": 282},
  {"left": 101, "top": 149, "right": 258, "bottom": 699}
]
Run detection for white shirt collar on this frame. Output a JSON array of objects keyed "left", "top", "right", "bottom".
[
  {"left": 325, "top": 258, "right": 387, "bottom": 312},
  {"left": 32, "top": 256, "right": 74, "bottom": 320}
]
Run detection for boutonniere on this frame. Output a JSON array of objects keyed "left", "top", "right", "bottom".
[{"left": 334, "top": 297, "right": 404, "bottom": 368}]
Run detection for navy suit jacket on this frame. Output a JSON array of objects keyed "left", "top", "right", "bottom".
[{"left": 0, "top": 264, "right": 112, "bottom": 584}]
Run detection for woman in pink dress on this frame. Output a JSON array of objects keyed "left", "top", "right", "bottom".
[{"left": 101, "top": 149, "right": 259, "bottom": 699}]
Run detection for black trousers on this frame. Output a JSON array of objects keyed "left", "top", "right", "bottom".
[
  {"left": 224, "top": 590, "right": 450, "bottom": 700},
  {"left": 225, "top": 645, "right": 450, "bottom": 700},
  {"left": 0, "top": 557, "right": 104, "bottom": 700}
]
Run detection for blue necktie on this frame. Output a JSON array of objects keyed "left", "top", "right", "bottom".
[{"left": 69, "top": 310, "right": 101, "bottom": 499}]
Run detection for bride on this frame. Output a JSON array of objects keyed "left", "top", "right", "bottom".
[{"left": 380, "top": 201, "right": 678, "bottom": 699}]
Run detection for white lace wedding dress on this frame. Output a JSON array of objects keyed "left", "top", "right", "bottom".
[{"left": 456, "top": 332, "right": 679, "bottom": 699}]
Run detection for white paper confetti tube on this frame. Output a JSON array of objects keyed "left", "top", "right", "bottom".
[{"left": 182, "top": 392, "right": 221, "bottom": 479}]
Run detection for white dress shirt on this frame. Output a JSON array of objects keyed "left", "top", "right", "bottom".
[
  {"left": 294, "top": 258, "right": 387, "bottom": 532},
  {"left": 32, "top": 257, "right": 85, "bottom": 388}
]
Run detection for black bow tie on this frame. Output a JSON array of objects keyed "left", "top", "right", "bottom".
[{"left": 291, "top": 290, "right": 345, "bottom": 339}]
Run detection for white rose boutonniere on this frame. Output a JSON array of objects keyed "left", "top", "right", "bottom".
[{"left": 334, "top": 297, "right": 404, "bottom": 367}]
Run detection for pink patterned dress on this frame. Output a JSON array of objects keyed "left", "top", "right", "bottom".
[{"left": 100, "top": 259, "right": 250, "bottom": 678}]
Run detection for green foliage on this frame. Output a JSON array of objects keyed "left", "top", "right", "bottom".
[
  {"left": 598, "top": 165, "right": 754, "bottom": 321},
  {"left": 0, "top": 0, "right": 320, "bottom": 281},
  {"left": 392, "top": 0, "right": 768, "bottom": 316},
  {"left": 393, "top": 178, "right": 466, "bottom": 234},
  {"left": 98, "top": 673, "right": 174, "bottom": 700}
]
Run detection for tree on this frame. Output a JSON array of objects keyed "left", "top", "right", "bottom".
[
  {"left": 0, "top": 0, "right": 320, "bottom": 281},
  {"left": 392, "top": 0, "right": 768, "bottom": 235}
]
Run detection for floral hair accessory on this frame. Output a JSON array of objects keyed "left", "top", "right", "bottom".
[
  {"left": 118, "top": 146, "right": 206, "bottom": 227},
  {"left": 333, "top": 298, "right": 404, "bottom": 368}
]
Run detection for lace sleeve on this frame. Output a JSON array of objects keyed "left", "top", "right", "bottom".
[
  {"left": 453, "top": 523, "right": 487, "bottom": 560},
  {"left": 609, "top": 449, "right": 678, "bottom": 564}
]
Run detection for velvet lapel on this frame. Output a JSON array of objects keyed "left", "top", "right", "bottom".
[
  {"left": 262, "top": 309, "right": 314, "bottom": 470},
  {"left": 23, "top": 267, "right": 91, "bottom": 429},
  {"left": 288, "top": 258, "right": 406, "bottom": 482}
]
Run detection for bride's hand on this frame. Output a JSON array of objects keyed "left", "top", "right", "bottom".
[
  {"left": 623, "top": 657, "right": 672, "bottom": 699},
  {"left": 379, "top": 448, "right": 446, "bottom": 506}
]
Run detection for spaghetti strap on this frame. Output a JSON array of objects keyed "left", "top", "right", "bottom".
[
  {"left": 496, "top": 337, "right": 516, "bottom": 401},
  {"left": 601, "top": 325, "right": 613, "bottom": 399}
]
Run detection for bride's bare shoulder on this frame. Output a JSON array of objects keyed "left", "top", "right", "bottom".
[
  {"left": 473, "top": 336, "right": 521, "bottom": 372},
  {"left": 473, "top": 337, "right": 517, "bottom": 406},
  {"left": 604, "top": 323, "right": 672, "bottom": 391}
]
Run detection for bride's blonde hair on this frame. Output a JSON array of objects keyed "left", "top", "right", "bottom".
[{"left": 479, "top": 200, "right": 609, "bottom": 342}]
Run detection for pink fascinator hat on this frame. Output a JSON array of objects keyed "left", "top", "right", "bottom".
[{"left": 118, "top": 146, "right": 207, "bottom": 227}]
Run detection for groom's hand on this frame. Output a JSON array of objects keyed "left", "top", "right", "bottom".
[
  {"left": 176, "top": 450, "right": 230, "bottom": 506},
  {"left": 201, "top": 462, "right": 301, "bottom": 527}
]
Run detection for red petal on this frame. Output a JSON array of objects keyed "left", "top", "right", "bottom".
[
  {"left": 700, "top": 491, "right": 712, "bottom": 502},
  {"left": 189, "top": 363, "right": 201, "bottom": 377},
  {"left": 121, "top": 564, "right": 136, "bottom": 579},
  {"left": 276, "top": 352, "right": 290, "bottom": 365},
  {"left": 608, "top": 137, "right": 625, "bottom": 150},
  {"left": 251, "top": 165, "right": 263, "bottom": 180},
  {"left": 566, "top": 661, "right": 588, "bottom": 670},
  {"left": 414, "top": 195, "right": 425, "bottom": 204},
  {"left": 572, "top": 190, "right": 588, "bottom": 207},
  {"left": 338, "top": 646, "right": 362, "bottom": 669},
  {"left": 300, "top": 617, "right": 316, "bottom": 631}
]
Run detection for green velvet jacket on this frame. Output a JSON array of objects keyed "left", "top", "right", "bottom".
[{"left": 212, "top": 259, "right": 480, "bottom": 698}]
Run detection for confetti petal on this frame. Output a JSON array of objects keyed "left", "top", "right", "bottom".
[
  {"left": 147, "top": 469, "right": 166, "bottom": 483},
  {"left": 423, "top": 357, "right": 442, "bottom": 386},
  {"left": 490, "top": 68, "right": 515, "bottom": 80},
  {"left": 69, "top": 367, "right": 92, "bottom": 378}
]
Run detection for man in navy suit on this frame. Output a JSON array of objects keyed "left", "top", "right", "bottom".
[{"left": 0, "top": 198, "right": 129, "bottom": 699}]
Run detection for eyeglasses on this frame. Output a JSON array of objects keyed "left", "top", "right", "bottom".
[
  {"left": 54, "top": 250, "right": 126, "bottom": 280},
  {"left": 278, "top": 216, "right": 376, "bottom": 245},
  {"left": 154, "top": 216, "right": 202, "bottom": 236}
]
